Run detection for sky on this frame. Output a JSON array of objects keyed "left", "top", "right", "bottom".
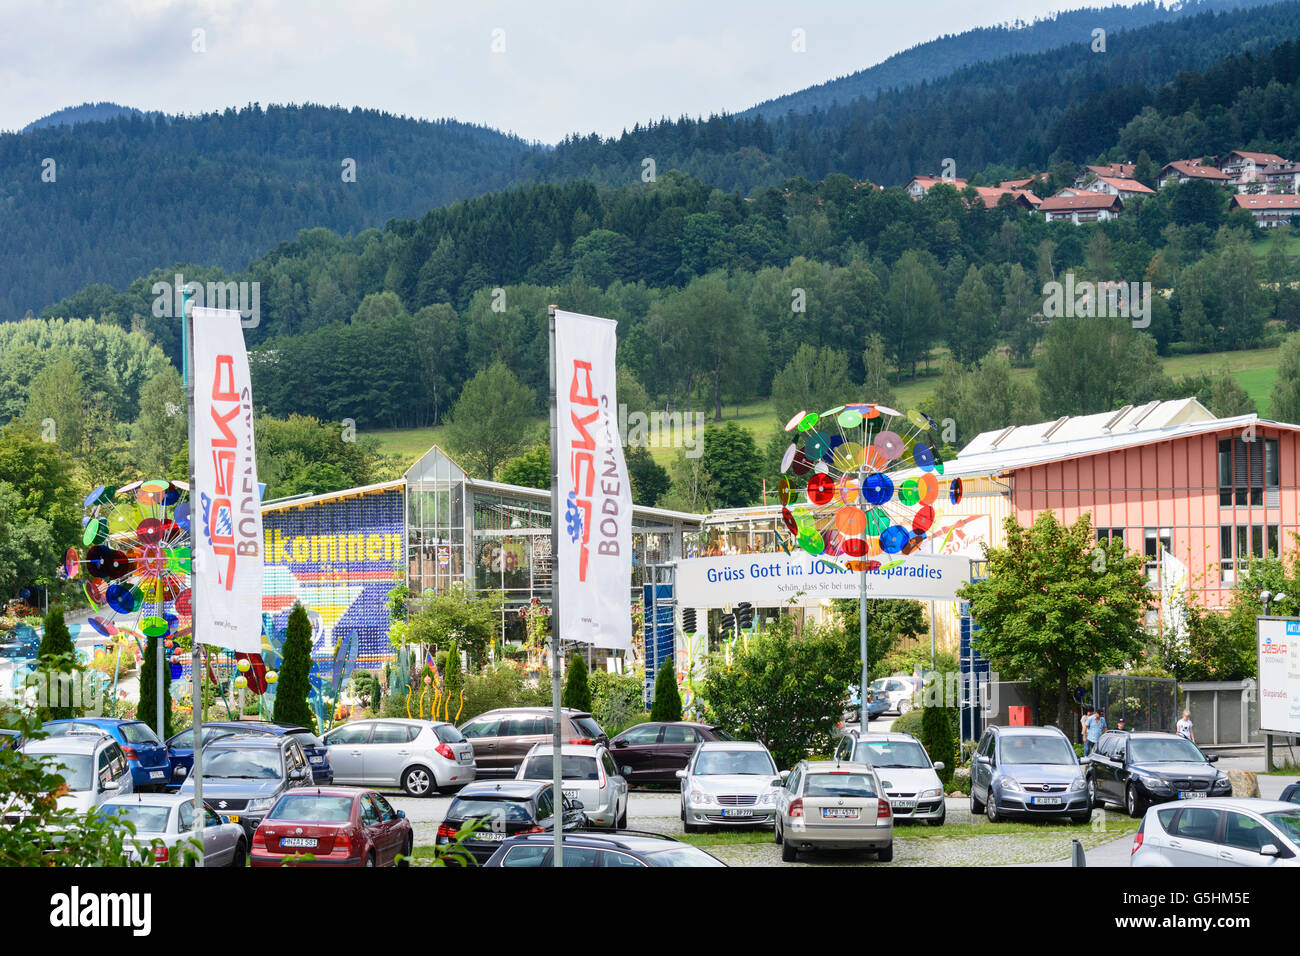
[{"left": 0, "top": 0, "right": 1158, "bottom": 143}]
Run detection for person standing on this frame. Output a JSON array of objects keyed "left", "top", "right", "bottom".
[
  {"left": 1177, "top": 709, "right": 1195, "bottom": 742},
  {"left": 1085, "top": 708, "right": 1107, "bottom": 756},
  {"left": 1081, "top": 706, "right": 1093, "bottom": 751}
]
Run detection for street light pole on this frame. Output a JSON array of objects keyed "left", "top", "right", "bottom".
[{"left": 547, "top": 305, "right": 564, "bottom": 868}]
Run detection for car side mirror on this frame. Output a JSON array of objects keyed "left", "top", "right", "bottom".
[
  {"left": 621, "top": 766, "right": 633, "bottom": 777},
  {"left": 612, "top": 739, "right": 626, "bottom": 748},
  {"left": 1206, "top": 754, "right": 1219, "bottom": 763},
  {"left": 779, "top": 770, "right": 791, "bottom": 782},
  {"left": 289, "top": 768, "right": 306, "bottom": 781},
  {"left": 100, "top": 777, "right": 120, "bottom": 792},
  {"left": 1260, "top": 843, "right": 1280, "bottom": 857},
  {"left": 675, "top": 769, "right": 688, "bottom": 779},
  {"left": 397, "top": 810, "right": 406, "bottom": 819},
  {"left": 769, "top": 777, "right": 783, "bottom": 788},
  {"left": 933, "top": 762, "right": 945, "bottom": 772}
]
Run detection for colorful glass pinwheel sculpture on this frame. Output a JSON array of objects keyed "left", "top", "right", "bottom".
[
  {"left": 61, "top": 479, "right": 193, "bottom": 648},
  {"left": 775, "top": 403, "right": 963, "bottom": 570}
]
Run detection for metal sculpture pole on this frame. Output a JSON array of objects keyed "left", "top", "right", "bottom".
[
  {"left": 547, "top": 304, "right": 564, "bottom": 867},
  {"left": 183, "top": 287, "right": 205, "bottom": 865}
]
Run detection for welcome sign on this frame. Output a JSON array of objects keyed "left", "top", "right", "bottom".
[
  {"left": 675, "top": 553, "right": 971, "bottom": 608},
  {"left": 1258, "top": 617, "right": 1300, "bottom": 736}
]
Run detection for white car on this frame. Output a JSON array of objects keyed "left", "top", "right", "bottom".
[
  {"left": 1131, "top": 798, "right": 1300, "bottom": 867},
  {"left": 103, "top": 793, "right": 248, "bottom": 866},
  {"left": 833, "top": 730, "right": 946, "bottom": 824},
  {"left": 868, "top": 676, "right": 922, "bottom": 715},
  {"left": 19, "top": 733, "right": 134, "bottom": 814},
  {"left": 322, "top": 718, "right": 476, "bottom": 796},
  {"left": 678, "top": 741, "right": 782, "bottom": 832},
  {"left": 515, "top": 742, "right": 629, "bottom": 828}
]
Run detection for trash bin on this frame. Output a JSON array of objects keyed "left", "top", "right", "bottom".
[{"left": 1009, "top": 705, "right": 1030, "bottom": 726}]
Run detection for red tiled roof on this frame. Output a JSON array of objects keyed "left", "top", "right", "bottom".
[
  {"left": 1086, "top": 163, "right": 1137, "bottom": 180},
  {"left": 1223, "top": 151, "right": 1287, "bottom": 166},
  {"left": 1160, "top": 160, "right": 1231, "bottom": 181},
  {"left": 1096, "top": 176, "right": 1155, "bottom": 194},
  {"left": 998, "top": 178, "right": 1037, "bottom": 189},
  {"left": 906, "top": 176, "right": 968, "bottom": 191},
  {"left": 1039, "top": 192, "right": 1123, "bottom": 212},
  {"left": 1230, "top": 194, "right": 1300, "bottom": 210}
]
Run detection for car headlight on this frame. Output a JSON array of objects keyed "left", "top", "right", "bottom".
[
  {"left": 1213, "top": 774, "right": 1231, "bottom": 789},
  {"left": 1070, "top": 774, "right": 1086, "bottom": 790},
  {"left": 689, "top": 789, "right": 713, "bottom": 805},
  {"left": 758, "top": 790, "right": 775, "bottom": 806},
  {"left": 1139, "top": 776, "right": 1166, "bottom": 791},
  {"left": 999, "top": 777, "right": 1022, "bottom": 792},
  {"left": 246, "top": 797, "right": 276, "bottom": 812},
  {"left": 919, "top": 788, "right": 941, "bottom": 799}
]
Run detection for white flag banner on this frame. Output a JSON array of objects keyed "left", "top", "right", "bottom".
[
  {"left": 555, "top": 310, "right": 632, "bottom": 650},
  {"left": 1160, "top": 547, "right": 1189, "bottom": 648},
  {"left": 192, "top": 307, "right": 264, "bottom": 653}
]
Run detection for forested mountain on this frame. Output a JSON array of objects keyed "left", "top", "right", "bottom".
[
  {"left": 0, "top": 104, "right": 535, "bottom": 318},
  {"left": 740, "top": 0, "right": 1273, "bottom": 120},
  {"left": 19, "top": 102, "right": 152, "bottom": 132}
]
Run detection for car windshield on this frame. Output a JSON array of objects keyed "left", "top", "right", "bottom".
[
  {"left": 37, "top": 753, "right": 93, "bottom": 790},
  {"left": 448, "top": 797, "right": 533, "bottom": 823},
  {"left": 647, "top": 846, "right": 727, "bottom": 867},
  {"left": 1127, "top": 738, "right": 1205, "bottom": 763},
  {"left": 203, "top": 748, "right": 282, "bottom": 779},
  {"left": 108, "top": 804, "right": 172, "bottom": 832},
  {"left": 856, "top": 741, "right": 930, "bottom": 768},
  {"left": 120, "top": 723, "right": 161, "bottom": 745},
  {"left": 1263, "top": 809, "right": 1300, "bottom": 844},
  {"left": 520, "top": 755, "right": 600, "bottom": 781},
  {"left": 694, "top": 750, "right": 775, "bottom": 776},
  {"left": 435, "top": 724, "right": 466, "bottom": 743},
  {"left": 805, "top": 773, "right": 877, "bottom": 798},
  {"left": 572, "top": 716, "right": 605, "bottom": 739},
  {"left": 1000, "top": 736, "right": 1076, "bottom": 765},
  {"left": 267, "top": 795, "right": 354, "bottom": 822},
  {"left": 288, "top": 730, "right": 324, "bottom": 748}
]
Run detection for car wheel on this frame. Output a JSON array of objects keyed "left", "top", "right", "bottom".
[
  {"left": 616, "top": 804, "right": 628, "bottom": 829},
  {"left": 985, "top": 791, "right": 1000, "bottom": 823},
  {"left": 1126, "top": 783, "right": 1146, "bottom": 819},
  {"left": 970, "top": 788, "right": 984, "bottom": 815},
  {"left": 780, "top": 833, "right": 797, "bottom": 863},
  {"left": 1086, "top": 776, "right": 1097, "bottom": 809},
  {"left": 928, "top": 805, "right": 946, "bottom": 827},
  {"left": 229, "top": 839, "right": 246, "bottom": 867},
  {"left": 876, "top": 842, "right": 894, "bottom": 863},
  {"left": 898, "top": 699, "right": 912, "bottom": 715},
  {"left": 364, "top": 852, "right": 376, "bottom": 868},
  {"left": 402, "top": 765, "right": 435, "bottom": 797},
  {"left": 397, "top": 835, "right": 413, "bottom": 867},
  {"left": 1071, "top": 808, "right": 1092, "bottom": 825},
  {"left": 774, "top": 817, "right": 783, "bottom": 844}
]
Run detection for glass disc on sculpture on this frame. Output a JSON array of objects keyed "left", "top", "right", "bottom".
[{"left": 779, "top": 403, "right": 950, "bottom": 563}]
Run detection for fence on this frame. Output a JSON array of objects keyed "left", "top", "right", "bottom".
[
  {"left": 1091, "top": 674, "right": 1178, "bottom": 735},
  {"left": 1179, "top": 680, "right": 1265, "bottom": 747}
]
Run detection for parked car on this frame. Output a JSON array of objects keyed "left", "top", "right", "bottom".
[
  {"left": 868, "top": 676, "right": 922, "bottom": 715},
  {"left": 1084, "top": 730, "right": 1231, "bottom": 817},
  {"left": 457, "top": 707, "right": 607, "bottom": 777},
  {"left": 834, "top": 730, "right": 946, "bottom": 824},
  {"left": 165, "top": 721, "right": 333, "bottom": 786},
  {"left": 1281, "top": 782, "right": 1300, "bottom": 805},
  {"left": 175, "top": 734, "right": 314, "bottom": 839},
  {"left": 484, "top": 829, "right": 726, "bottom": 867},
  {"left": 969, "top": 725, "right": 1091, "bottom": 824},
  {"left": 0, "top": 642, "right": 35, "bottom": 661},
  {"left": 678, "top": 740, "right": 781, "bottom": 832},
  {"left": 0, "top": 728, "right": 21, "bottom": 751},
  {"left": 43, "top": 718, "right": 171, "bottom": 791},
  {"left": 2, "top": 623, "right": 39, "bottom": 650},
  {"left": 774, "top": 760, "right": 894, "bottom": 862},
  {"left": 436, "top": 780, "right": 587, "bottom": 865},
  {"left": 516, "top": 742, "right": 628, "bottom": 827},
  {"left": 19, "top": 732, "right": 133, "bottom": 814},
  {"left": 251, "top": 787, "right": 413, "bottom": 867},
  {"left": 1131, "top": 798, "right": 1300, "bottom": 867},
  {"left": 607, "top": 721, "right": 732, "bottom": 786},
  {"left": 103, "top": 793, "right": 247, "bottom": 866},
  {"left": 322, "top": 718, "right": 475, "bottom": 795},
  {"left": 842, "top": 686, "right": 890, "bottom": 726}
]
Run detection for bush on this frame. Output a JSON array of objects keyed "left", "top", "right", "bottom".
[
  {"left": 273, "top": 603, "right": 317, "bottom": 730},
  {"left": 890, "top": 707, "right": 926, "bottom": 738},
  {"left": 649, "top": 664, "right": 682, "bottom": 722},
  {"left": 588, "top": 669, "right": 645, "bottom": 736},
  {"left": 919, "top": 705, "right": 957, "bottom": 785},
  {"left": 459, "top": 663, "right": 550, "bottom": 722},
  {"left": 563, "top": 652, "right": 592, "bottom": 712}
]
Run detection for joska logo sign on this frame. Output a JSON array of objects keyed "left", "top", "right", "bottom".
[{"left": 554, "top": 310, "right": 632, "bottom": 651}]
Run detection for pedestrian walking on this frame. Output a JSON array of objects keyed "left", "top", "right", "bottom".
[
  {"left": 1084, "top": 707, "right": 1106, "bottom": 756},
  {"left": 1177, "top": 709, "right": 1195, "bottom": 742}
]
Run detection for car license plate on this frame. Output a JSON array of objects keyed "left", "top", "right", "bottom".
[
  {"left": 1030, "top": 797, "right": 1063, "bottom": 806},
  {"left": 309, "top": 756, "right": 323, "bottom": 764},
  {"left": 281, "top": 837, "right": 317, "bottom": 848},
  {"left": 459, "top": 753, "right": 473, "bottom": 763},
  {"left": 225, "top": 815, "right": 240, "bottom": 823},
  {"left": 563, "top": 789, "right": 579, "bottom": 800},
  {"left": 1179, "top": 791, "right": 1207, "bottom": 799},
  {"left": 477, "top": 832, "right": 507, "bottom": 842},
  {"left": 821, "top": 808, "right": 859, "bottom": 819},
  {"left": 891, "top": 800, "right": 915, "bottom": 810},
  {"left": 722, "top": 809, "right": 753, "bottom": 818},
  {"left": 149, "top": 770, "right": 165, "bottom": 780}
]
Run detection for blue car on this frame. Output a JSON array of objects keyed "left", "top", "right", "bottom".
[
  {"left": 42, "top": 718, "right": 172, "bottom": 790},
  {"left": 844, "top": 686, "right": 890, "bottom": 725},
  {"left": 164, "top": 721, "right": 333, "bottom": 786}
]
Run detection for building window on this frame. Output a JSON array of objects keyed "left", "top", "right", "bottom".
[
  {"left": 1219, "top": 436, "right": 1277, "bottom": 507},
  {"left": 1220, "top": 522, "right": 1280, "bottom": 584},
  {"left": 1096, "top": 528, "right": 1124, "bottom": 545},
  {"left": 1144, "top": 528, "right": 1171, "bottom": 583}
]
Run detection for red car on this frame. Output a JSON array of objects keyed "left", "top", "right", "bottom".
[{"left": 251, "top": 787, "right": 413, "bottom": 867}]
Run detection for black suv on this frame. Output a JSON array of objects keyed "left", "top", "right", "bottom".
[
  {"left": 1084, "top": 730, "right": 1231, "bottom": 817},
  {"left": 436, "top": 780, "right": 587, "bottom": 865},
  {"left": 176, "top": 734, "right": 314, "bottom": 838}
]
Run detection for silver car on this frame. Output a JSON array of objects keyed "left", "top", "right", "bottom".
[
  {"left": 20, "top": 733, "right": 134, "bottom": 814},
  {"left": 773, "top": 760, "right": 894, "bottom": 862},
  {"left": 1131, "top": 798, "right": 1300, "bottom": 867},
  {"left": 834, "top": 731, "right": 947, "bottom": 824},
  {"left": 103, "top": 793, "right": 247, "bottom": 866},
  {"left": 322, "top": 718, "right": 476, "bottom": 796},
  {"left": 970, "top": 725, "right": 1091, "bottom": 824},
  {"left": 678, "top": 741, "right": 781, "bottom": 832},
  {"left": 515, "top": 743, "right": 629, "bottom": 828}
]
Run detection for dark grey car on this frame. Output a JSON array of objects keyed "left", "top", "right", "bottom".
[
  {"left": 969, "top": 725, "right": 1091, "bottom": 824},
  {"left": 458, "top": 708, "right": 608, "bottom": 778},
  {"left": 175, "top": 734, "right": 314, "bottom": 839}
]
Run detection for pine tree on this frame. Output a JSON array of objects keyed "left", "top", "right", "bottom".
[
  {"left": 649, "top": 664, "right": 682, "bottom": 722},
  {"left": 919, "top": 705, "right": 957, "bottom": 787},
  {"left": 136, "top": 638, "right": 174, "bottom": 739},
  {"left": 36, "top": 606, "right": 78, "bottom": 720},
  {"left": 273, "top": 603, "right": 317, "bottom": 729},
  {"left": 563, "top": 652, "right": 592, "bottom": 712}
]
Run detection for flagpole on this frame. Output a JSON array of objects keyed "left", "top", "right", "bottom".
[
  {"left": 548, "top": 304, "right": 564, "bottom": 868},
  {"left": 183, "top": 289, "right": 204, "bottom": 865}
]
